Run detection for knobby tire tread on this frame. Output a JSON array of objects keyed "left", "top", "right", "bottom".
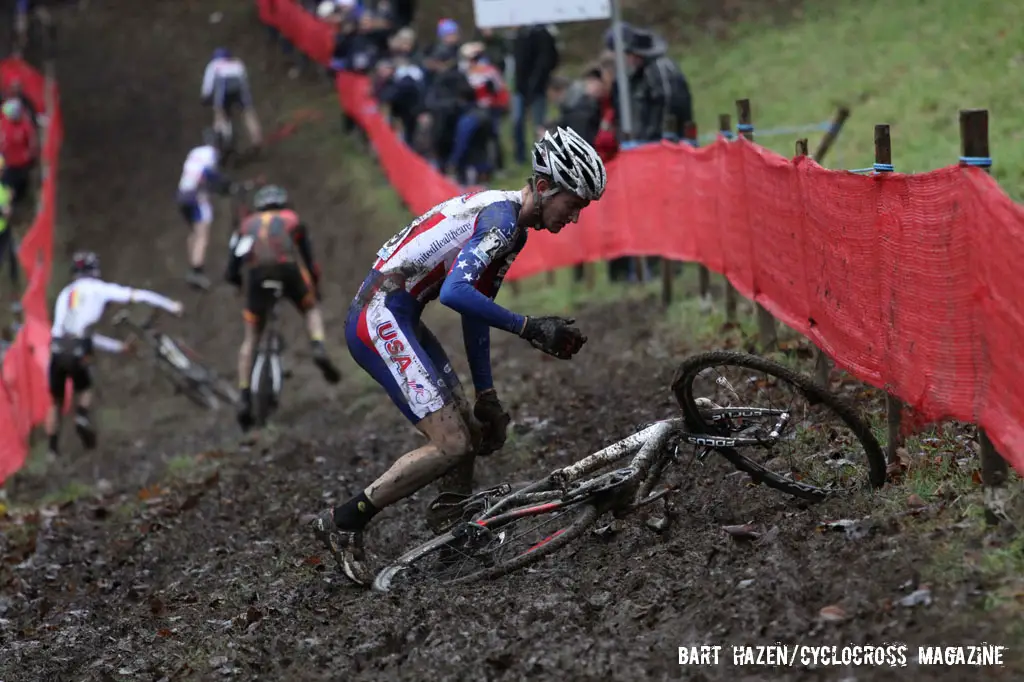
[{"left": 671, "top": 350, "right": 886, "bottom": 495}]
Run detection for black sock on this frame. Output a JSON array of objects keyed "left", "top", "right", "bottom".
[
  {"left": 333, "top": 491, "right": 380, "bottom": 531},
  {"left": 47, "top": 433, "right": 58, "bottom": 452},
  {"left": 75, "top": 405, "right": 89, "bottom": 420},
  {"left": 192, "top": 265, "right": 204, "bottom": 274}
]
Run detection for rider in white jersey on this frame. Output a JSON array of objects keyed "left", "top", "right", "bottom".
[
  {"left": 177, "top": 129, "right": 235, "bottom": 290},
  {"left": 46, "top": 252, "right": 183, "bottom": 460},
  {"left": 309, "top": 127, "right": 608, "bottom": 586},
  {"left": 201, "top": 48, "right": 263, "bottom": 153}
]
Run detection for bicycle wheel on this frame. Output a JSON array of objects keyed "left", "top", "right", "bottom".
[
  {"left": 156, "top": 360, "right": 219, "bottom": 410},
  {"left": 672, "top": 350, "right": 886, "bottom": 500},
  {"left": 373, "top": 499, "right": 601, "bottom": 593},
  {"left": 251, "top": 351, "right": 276, "bottom": 427},
  {"left": 207, "top": 374, "right": 240, "bottom": 407}
]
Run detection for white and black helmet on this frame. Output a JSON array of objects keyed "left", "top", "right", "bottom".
[{"left": 532, "top": 126, "right": 607, "bottom": 201}]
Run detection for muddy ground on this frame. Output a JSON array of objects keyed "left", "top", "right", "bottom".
[{"left": 1, "top": 1, "right": 1023, "bottom": 681}]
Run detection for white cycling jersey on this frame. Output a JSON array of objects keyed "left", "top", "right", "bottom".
[
  {"left": 178, "top": 145, "right": 219, "bottom": 194},
  {"left": 201, "top": 58, "right": 249, "bottom": 100},
  {"left": 50, "top": 277, "right": 179, "bottom": 353},
  {"left": 372, "top": 189, "right": 524, "bottom": 304}
]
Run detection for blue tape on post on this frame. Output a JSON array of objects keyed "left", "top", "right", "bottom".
[
  {"left": 736, "top": 123, "right": 754, "bottom": 133},
  {"left": 872, "top": 163, "right": 894, "bottom": 173},
  {"left": 959, "top": 156, "right": 992, "bottom": 168},
  {"left": 720, "top": 131, "right": 735, "bottom": 140}
]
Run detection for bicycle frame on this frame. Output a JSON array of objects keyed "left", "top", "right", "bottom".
[
  {"left": 114, "top": 309, "right": 194, "bottom": 373},
  {"left": 249, "top": 281, "right": 285, "bottom": 416},
  {"left": 462, "top": 407, "right": 791, "bottom": 528}
]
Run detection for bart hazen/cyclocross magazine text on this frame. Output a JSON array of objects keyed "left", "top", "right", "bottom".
[{"left": 677, "top": 643, "right": 1009, "bottom": 669}]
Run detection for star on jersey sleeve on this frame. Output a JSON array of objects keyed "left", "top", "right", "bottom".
[{"left": 439, "top": 200, "right": 528, "bottom": 392}]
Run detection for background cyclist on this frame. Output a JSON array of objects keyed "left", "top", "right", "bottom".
[
  {"left": 46, "top": 252, "right": 183, "bottom": 460},
  {"left": 225, "top": 184, "right": 341, "bottom": 431},
  {"left": 201, "top": 47, "right": 264, "bottom": 156},
  {"left": 176, "top": 128, "right": 234, "bottom": 290}
]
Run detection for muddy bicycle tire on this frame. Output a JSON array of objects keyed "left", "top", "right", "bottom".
[
  {"left": 671, "top": 350, "right": 886, "bottom": 498},
  {"left": 373, "top": 502, "right": 601, "bottom": 592},
  {"left": 156, "top": 359, "right": 219, "bottom": 410}
]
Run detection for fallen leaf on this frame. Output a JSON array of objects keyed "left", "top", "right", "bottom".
[
  {"left": 907, "top": 494, "right": 927, "bottom": 508},
  {"left": 721, "top": 524, "right": 760, "bottom": 540},
  {"left": 972, "top": 470, "right": 983, "bottom": 485},
  {"left": 819, "top": 604, "right": 847, "bottom": 622},
  {"left": 157, "top": 628, "right": 173, "bottom": 637},
  {"left": 303, "top": 555, "right": 322, "bottom": 565},
  {"left": 138, "top": 484, "right": 163, "bottom": 501}
]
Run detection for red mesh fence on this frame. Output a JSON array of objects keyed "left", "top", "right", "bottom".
[
  {"left": 265, "top": 0, "right": 1024, "bottom": 474},
  {"left": 0, "top": 58, "right": 64, "bottom": 484}
]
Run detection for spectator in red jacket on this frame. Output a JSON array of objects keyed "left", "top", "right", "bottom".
[{"left": 0, "top": 99, "right": 38, "bottom": 205}]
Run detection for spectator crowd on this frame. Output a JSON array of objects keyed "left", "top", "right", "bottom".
[{"left": 291, "top": 0, "right": 694, "bottom": 280}]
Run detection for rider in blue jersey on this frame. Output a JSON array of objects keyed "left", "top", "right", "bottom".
[{"left": 309, "top": 126, "right": 608, "bottom": 585}]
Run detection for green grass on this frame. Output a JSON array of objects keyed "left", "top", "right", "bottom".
[{"left": 680, "top": 0, "right": 1024, "bottom": 193}]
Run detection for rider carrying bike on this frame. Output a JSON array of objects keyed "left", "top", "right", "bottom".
[
  {"left": 309, "top": 126, "right": 606, "bottom": 586},
  {"left": 201, "top": 48, "right": 263, "bottom": 153},
  {"left": 225, "top": 184, "right": 342, "bottom": 431},
  {"left": 46, "top": 252, "right": 183, "bottom": 460}
]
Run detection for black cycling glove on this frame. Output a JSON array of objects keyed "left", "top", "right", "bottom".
[
  {"left": 474, "top": 389, "right": 511, "bottom": 456},
  {"left": 519, "top": 316, "right": 587, "bottom": 360}
]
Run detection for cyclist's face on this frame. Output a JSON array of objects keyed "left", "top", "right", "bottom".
[{"left": 540, "top": 187, "right": 589, "bottom": 234}]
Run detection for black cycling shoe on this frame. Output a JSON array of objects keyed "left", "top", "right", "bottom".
[
  {"left": 236, "top": 389, "right": 254, "bottom": 432},
  {"left": 311, "top": 342, "right": 341, "bottom": 384},
  {"left": 74, "top": 413, "right": 97, "bottom": 450}
]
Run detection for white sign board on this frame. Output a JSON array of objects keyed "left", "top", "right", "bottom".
[{"left": 472, "top": 0, "right": 611, "bottom": 29}]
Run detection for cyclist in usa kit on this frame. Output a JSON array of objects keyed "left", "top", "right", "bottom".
[{"left": 309, "top": 127, "right": 607, "bottom": 586}]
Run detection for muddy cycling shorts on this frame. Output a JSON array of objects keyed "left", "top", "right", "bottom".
[
  {"left": 176, "top": 191, "right": 213, "bottom": 226},
  {"left": 345, "top": 275, "right": 460, "bottom": 424},
  {"left": 243, "top": 263, "right": 316, "bottom": 328},
  {"left": 214, "top": 76, "right": 253, "bottom": 112},
  {"left": 48, "top": 338, "right": 93, "bottom": 403}
]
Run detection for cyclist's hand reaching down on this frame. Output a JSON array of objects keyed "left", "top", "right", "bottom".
[
  {"left": 519, "top": 316, "right": 587, "bottom": 360},
  {"left": 474, "top": 389, "right": 511, "bottom": 456}
]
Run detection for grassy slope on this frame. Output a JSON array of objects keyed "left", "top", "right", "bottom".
[{"left": 681, "top": 0, "right": 1024, "bottom": 193}]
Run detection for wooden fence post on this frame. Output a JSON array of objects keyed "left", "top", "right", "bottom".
[
  {"left": 872, "top": 124, "right": 903, "bottom": 473},
  {"left": 687, "top": 120, "right": 711, "bottom": 307},
  {"left": 959, "top": 108, "right": 1009, "bottom": 525},
  {"left": 813, "top": 106, "right": 851, "bottom": 162},
  {"left": 805, "top": 110, "right": 850, "bottom": 385},
  {"left": 718, "top": 113, "right": 739, "bottom": 323},
  {"left": 736, "top": 99, "right": 777, "bottom": 351},
  {"left": 660, "top": 113, "right": 681, "bottom": 307},
  {"left": 796, "top": 135, "right": 832, "bottom": 386}
]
